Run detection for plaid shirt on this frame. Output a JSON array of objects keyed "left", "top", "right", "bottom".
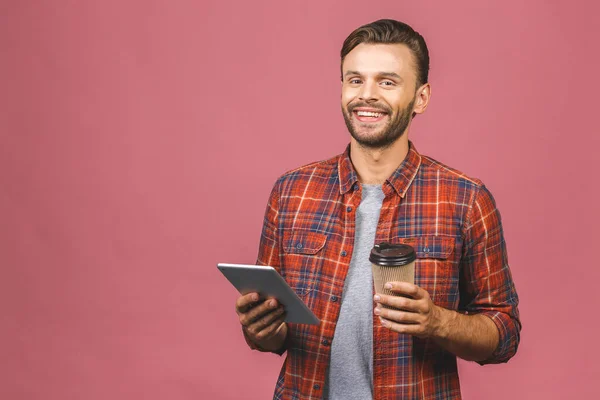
[{"left": 253, "top": 141, "right": 521, "bottom": 400}]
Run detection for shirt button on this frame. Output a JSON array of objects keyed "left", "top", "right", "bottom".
[
  {"left": 313, "top": 384, "right": 321, "bottom": 390},
  {"left": 322, "top": 339, "right": 330, "bottom": 346},
  {"left": 341, "top": 250, "right": 347, "bottom": 256},
  {"left": 346, "top": 206, "right": 352, "bottom": 212},
  {"left": 296, "top": 243, "right": 303, "bottom": 249},
  {"left": 331, "top": 296, "right": 338, "bottom": 302}
]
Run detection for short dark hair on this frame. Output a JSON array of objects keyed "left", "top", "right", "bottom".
[{"left": 340, "top": 19, "right": 430, "bottom": 88}]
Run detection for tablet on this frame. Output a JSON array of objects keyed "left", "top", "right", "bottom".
[{"left": 217, "top": 263, "right": 320, "bottom": 325}]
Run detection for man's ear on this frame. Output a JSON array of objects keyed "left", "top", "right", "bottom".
[{"left": 413, "top": 83, "right": 431, "bottom": 116}]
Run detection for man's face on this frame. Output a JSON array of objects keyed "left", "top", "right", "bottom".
[{"left": 341, "top": 43, "right": 419, "bottom": 149}]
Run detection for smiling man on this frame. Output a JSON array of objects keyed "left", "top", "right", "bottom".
[{"left": 234, "top": 19, "right": 521, "bottom": 399}]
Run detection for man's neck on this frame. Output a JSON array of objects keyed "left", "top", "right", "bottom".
[{"left": 349, "top": 136, "right": 410, "bottom": 185}]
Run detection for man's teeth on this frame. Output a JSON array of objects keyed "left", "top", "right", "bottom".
[{"left": 356, "top": 111, "right": 383, "bottom": 117}]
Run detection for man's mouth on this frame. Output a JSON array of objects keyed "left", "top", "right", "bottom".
[{"left": 352, "top": 109, "right": 387, "bottom": 123}]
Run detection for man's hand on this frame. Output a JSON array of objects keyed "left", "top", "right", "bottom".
[
  {"left": 373, "top": 281, "right": 500, "bottom": 362},
  {"left": 373, "top": 281, "right": 446, "bottom": 339},
  {"left": 236, "top": 292, "right": 288, "bottom": 352}
]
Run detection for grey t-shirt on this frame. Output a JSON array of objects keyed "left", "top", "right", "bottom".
[{"left": 324, "top": 184, "right": 384, "bottom": 400}]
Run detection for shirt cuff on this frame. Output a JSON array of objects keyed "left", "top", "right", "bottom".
[{"left": 476, "top": 311, "right": 521, "bottom": 365}]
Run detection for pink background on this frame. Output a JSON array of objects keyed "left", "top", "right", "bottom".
[{"left": 1, "top": 1, "right": 598, "bottom": 399}]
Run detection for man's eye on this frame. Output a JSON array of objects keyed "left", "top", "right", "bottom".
[
  {"left": 381, "top": 81, "right": 395, "bottom": 86},
  {"left": 349, "top": 79, "right": 362, "bottom": 84}
]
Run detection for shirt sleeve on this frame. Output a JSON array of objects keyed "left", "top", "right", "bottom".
[
  {"left": 459, "top": 184, "right": 521, "bottom": 365},
  {"left": 242, "top": 180, "right": 288, "bottom": 355},
  {"left": 256, "top": 180, "right": 281, "bottom": 270}
]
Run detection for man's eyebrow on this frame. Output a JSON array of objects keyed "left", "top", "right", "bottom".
[
  {"left": 344, "top": 70, "right": 362, "bottom": 77},
  {"left": 343, "top": 71, "right": 403, "bottom": 81},
  {"left": 378, "top": 72, "right": 403, "bottom": 81}
]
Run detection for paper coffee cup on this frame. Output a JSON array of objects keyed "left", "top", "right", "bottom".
[{"left": 370, "top": 242, "right": 416, "bottom": 309}]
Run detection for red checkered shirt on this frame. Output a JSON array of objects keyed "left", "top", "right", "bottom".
[{"left": 251, "top": 141, "right": 521, "bottom": 399}]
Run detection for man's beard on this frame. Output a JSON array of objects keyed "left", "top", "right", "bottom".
[{"left": 342, "top": 97, "right": 416, "bottom": 150}]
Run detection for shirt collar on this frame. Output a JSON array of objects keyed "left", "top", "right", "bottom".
[{"left": 338, "top": 140, "right": 422, "bottom": 197}]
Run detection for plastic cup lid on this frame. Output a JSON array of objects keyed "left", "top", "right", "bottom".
[{"left": 369, "top": 242, "right": 416, "bottom": 266}]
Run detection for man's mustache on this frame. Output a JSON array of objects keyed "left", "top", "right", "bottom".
[{"left": 348, "top": 103, "right": 391, "bottom": 113}]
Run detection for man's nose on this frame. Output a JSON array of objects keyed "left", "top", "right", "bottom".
[{"left": 358, "top": 81, "right": 379, "bottom": 103}]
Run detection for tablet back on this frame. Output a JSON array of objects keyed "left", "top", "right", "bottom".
[{"left": 217, "top": 263, "right": 320, "bottom": 325}]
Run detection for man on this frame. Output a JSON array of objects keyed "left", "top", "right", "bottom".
[{"left": 234, "top": 19, "right": 521, "bottom": 400}]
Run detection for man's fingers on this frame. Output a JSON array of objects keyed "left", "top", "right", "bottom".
[
  {"left": 239, "top": 298, "right": 280, "bottom": 326},
  {"left": 374, "top": 294, "right": 426, "bottom": 313},
  {"left": 246, "top": 306, "right": 285, "bottom": 336},
  {"left": 375, "top": 305, "right": 422, "bottom": 324},
  {"left": 384, "top": 281, "right": 426, "bottom": 299},
  {"left": 259, "top": 315, "right": 286, "bottom": 340},
  {"left": 236, "top": 292, "right": 260, "bottom": 314},
  {"left": 252, "top": 312, "right": 287, "bottom": 340}
]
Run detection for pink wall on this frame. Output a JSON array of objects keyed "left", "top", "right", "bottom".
[{"left": 1, "top": 1, "right": 598, "bottom": 399}]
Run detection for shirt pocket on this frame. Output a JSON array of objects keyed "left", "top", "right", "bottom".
[
  {"left": 281, "top": 230, "right": 327, "bottom": 298},
  {"left": 395, "top": 236, "right": 457, "bottom": 307}
]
